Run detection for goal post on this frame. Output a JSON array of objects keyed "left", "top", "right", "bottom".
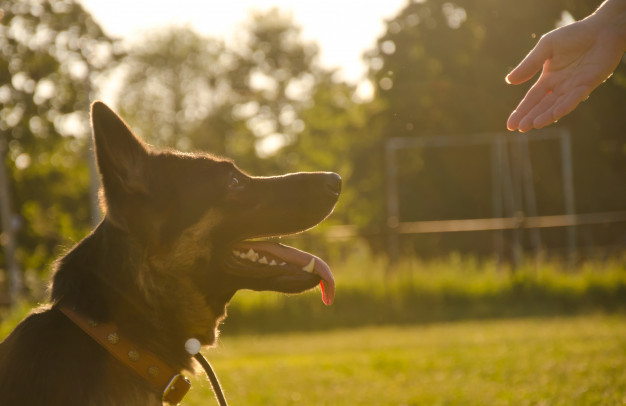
[{"left": 385, "top": 128, "right": 577, "bottom": 266}]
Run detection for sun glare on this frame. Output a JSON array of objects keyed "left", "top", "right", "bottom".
[{"left": 79, "top": 0, "right": 406, "bottom": 85}]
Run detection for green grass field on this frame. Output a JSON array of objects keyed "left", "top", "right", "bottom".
[
  {"left": 222, "top": 254, "right": 626, "bottom": 334},
  {"left": 185, "top": 315, "right": 626, "bottom": 406},
  {"left": 1, "top": 254, "right": 624, "bottom": 404}
]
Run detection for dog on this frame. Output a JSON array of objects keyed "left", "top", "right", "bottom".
[{"left": 0, "top": 101, "right": 340, "bottom": 405}]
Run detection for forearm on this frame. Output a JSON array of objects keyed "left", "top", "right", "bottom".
[{"left": 593, "top": 0, "right": 626, "bottom": 16}]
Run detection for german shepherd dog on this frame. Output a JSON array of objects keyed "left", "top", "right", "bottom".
[{"left": 0, "top": 102, "right": 340, "bottom": 405}]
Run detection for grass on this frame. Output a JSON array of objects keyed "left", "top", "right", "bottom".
[
  {"left": 222, "top": 253, "right": 626, "bottom": 334},
  {"left": 1, "top": 254, "right": 625, "bottom": 404},
  {"left": 185, "top": 315, "right": 626, "bottom": 405}
]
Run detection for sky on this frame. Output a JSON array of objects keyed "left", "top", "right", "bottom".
[{"left": 79, "top": 0, "right": 407, "bottom": 86}]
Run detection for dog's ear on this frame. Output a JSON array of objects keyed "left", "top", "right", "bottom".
[
  {"left": 91, "top": 101, "right": 150, "bottom": 197},
  {"left": 91, "top": 101, "right": 156, "bottom": 233}
]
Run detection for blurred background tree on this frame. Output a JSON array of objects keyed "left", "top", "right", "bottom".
[
  {"left": 115, "top": 27, "right": 232, "bottom": 154},
  {"left": 0, "top": 0, "right": 120, "bottom": 299},
  {"left": 115, "top": 10, "right": 362, "bottom": 179}
]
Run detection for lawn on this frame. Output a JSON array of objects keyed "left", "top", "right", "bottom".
[
  {"left": 221, "top": 254, "right": 626, "bottom": 334},
  {"left": 1, "top": 255, "right": 624, "bottom": 404},
  {"left": 184, "top": 315, "right": 626, "bottom": 405}
]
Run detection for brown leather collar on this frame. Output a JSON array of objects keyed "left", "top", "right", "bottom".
[{"left": 58, "top": 304, "right": 191, "bottom": 405}]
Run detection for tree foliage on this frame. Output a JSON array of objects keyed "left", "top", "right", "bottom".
[
  {"left": 0, "top": 0, "right": 118, "bottom": 291},
  {"left": 115, "top": 10, "right": 355, "bottom": 175},
  {"left": 116, "top": 27, "right": 231, "bottom": 153}
]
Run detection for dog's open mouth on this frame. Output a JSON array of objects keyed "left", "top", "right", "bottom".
[{"left": 224, "top": 241, "right": 335, "bottom": 305}]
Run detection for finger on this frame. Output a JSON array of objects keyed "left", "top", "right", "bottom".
[
  {"left": 507, "top": 76, "right": 552, "bottom": 130},
  {"left": 507, "top": 109, "right": 525, "bottom": 131},
  {"left": 506, "top": 38, "right": 552, "bottom": 85},
  {"left": 532, "top": 86, "right": 590, "bottom": 128},
  {"left": 551, "top": 85, "right": 592, "bottom": 118},
  {"left": 532, "top": 106, "right": 558, "bottom": 130},
  {"left": 517, "top": 91, "right": 558, "bottom": 132}
]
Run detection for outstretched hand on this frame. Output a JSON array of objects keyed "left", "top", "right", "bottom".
[{"left": 506, "top": 18, "right": 625, "bottom": 132}]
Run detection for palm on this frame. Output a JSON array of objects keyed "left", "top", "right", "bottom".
[{"left": 507, "top": 20, "right": 624, "bottom": 132}]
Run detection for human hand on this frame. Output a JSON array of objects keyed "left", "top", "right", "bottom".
[{"left": 506, "top": 18, "right": 625, "bottom": 132}]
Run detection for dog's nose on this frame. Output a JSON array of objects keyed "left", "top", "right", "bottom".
[{"left": 324, "top": 173, "right": 342, "bottom": 196}]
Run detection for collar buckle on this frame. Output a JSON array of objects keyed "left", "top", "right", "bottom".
[{"left": 163, "top": 373, "right": 192, "bottom": 405}]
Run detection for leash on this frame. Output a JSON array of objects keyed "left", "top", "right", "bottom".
[
  {"left": 184, "top": 338, "right": 228, "bottom": 406},
  {"left": 194, "top": 353, "right": 228, "bottom": 406}
]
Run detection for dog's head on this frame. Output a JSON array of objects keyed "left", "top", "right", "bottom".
[{"left": 89, "top": 101, "right": 340, "bottom": 344}]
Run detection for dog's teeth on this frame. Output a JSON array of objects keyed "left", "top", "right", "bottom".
[
  {"left": 302, "top": 258, "right": 316, "bottom": 273},
  {"left": 232, "top": 250, "right": 241, "bottom": 256},
  {"left": 258, "top": 256, "right": 268, "bottom": 264},
  {"left": 239, "top": 252, "right": 246, "bottom": 259},
  {"left": 269, "top": 260, "right": 277, "bottom": 266},
  {"left": 280, "top": 262, "right": 287, "bottom": 266},
  {"left": 245, "top": 249, "right": 259, "bottom": 262}
]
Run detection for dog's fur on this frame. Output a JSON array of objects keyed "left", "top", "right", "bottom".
[{"left": 0, "top": 102, "right": 340, "bottom": 405}]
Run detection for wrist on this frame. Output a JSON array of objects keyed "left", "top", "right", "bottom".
[{"left": 585, "top": 2, "right": 626, "bottom": 51}]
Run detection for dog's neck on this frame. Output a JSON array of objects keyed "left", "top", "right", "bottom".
[{"left": 50, "top": 219, "right": 206, "bottom": 371}]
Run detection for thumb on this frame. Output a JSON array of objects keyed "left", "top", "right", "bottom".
[{"left": 506, "top": 38, "right": 551, "bottom": 85}]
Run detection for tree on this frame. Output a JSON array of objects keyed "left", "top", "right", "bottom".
[
  {"left": 115, "top": 10, "right": 346, "bottom": 176},
  {"left": 116, "top": 27, "right": 234, "bottom": 154},
  {"left": 0, "top": 0, "right": 119, "bottom": 300},
  {"left": 227, "top": 9, "right": 320, "bottom": 165}
]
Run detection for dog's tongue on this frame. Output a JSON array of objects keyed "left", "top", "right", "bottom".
[
  {"left": 266, "top": 243, "right": 335, "bottom": 306},
  {"left": 314, "top": 258, "right": 335, "bottom": 305},
  {"left": 237, "top": 242, "right": 335, "bottom": 305},
  {"left": 311, "top": 258, "right": 335, "bottom": 306}
]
